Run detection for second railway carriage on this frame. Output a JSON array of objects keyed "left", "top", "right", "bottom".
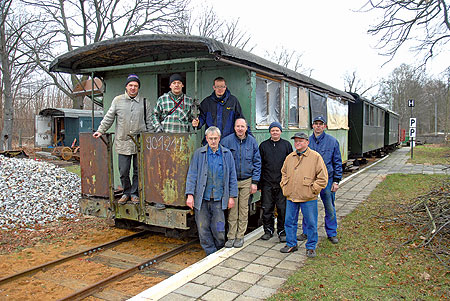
[{"left": 49, "top": 34, "right": 353, "bottom": 233}]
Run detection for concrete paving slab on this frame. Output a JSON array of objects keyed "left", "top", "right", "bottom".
[
  {"left": 243, "top": 263, "right": 273, "bottom": 275},
  {"left": 253, "top": 255, "right": 282, "bottom": 267},
  {"left": 231, "top": 271, "right": 263, "bottom": 284},
  {"left": 220, "top": 258, "right": 250, "bottom": 270},
  {"left": 218, "top": 279, "right": 252, "bottom": 294},
  {"left": 192, "top": 273, "right": 226, "bottom": 287},
  {"left": 257, "top": 275, "right": 286, "bottom": 289},
  {"left": 159, "top": 292, "right": 197, "bottom": 301},
  {"left": 174, "top": 282, "right": 211, "bottom": 298},
  {"left": 201, "top": 289, "right": 238, "bottom": 301},
  {"left": 243, "top": 285, "right": 277, "bottom": 299},
  {"left": 208, "top": 266, "right": 239, "bottom": 278}
]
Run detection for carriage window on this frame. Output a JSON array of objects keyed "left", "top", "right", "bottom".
[
  {"left": 365, "top": 104, "right": 370, "bottom": 125},
  {"left": 288, "top": 84, "right": 298, "bottom": 127},
  {"left": 157, "top": 73, "right": 186, "bottom": 96},
  {"left": 381, "top": 111, "right": 385, "bottom": 127},
  {"left": 374, "top": 108, "right": 378, "bottom": 127},
  {"left": 256, "top": 76, "right": 281, "bottom": 125},
  {"left": 298, "top": 87, "right": 309, "bottom": 128},
  {"left": 369, "top": 106, "right": 374, "bottom": 126}
]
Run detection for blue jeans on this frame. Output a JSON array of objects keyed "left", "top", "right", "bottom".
[
  {"left": 285, "top": 199, "right": 318, "bottom": 250},
  {"left": 302, "top": 178, "right": 337, "bottom": 237},
  {"left": 195, "top": 200, "right": 226, "bottom": 255}
]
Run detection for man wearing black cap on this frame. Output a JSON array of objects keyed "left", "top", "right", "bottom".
[
  {"left": 151, "top": 73, "right": 196, "bottom": 133},
  {"left": 298, "top": 115, "right": 343, "bottom": 244},
  {"left": 93, "top": 74, "right": 152, "bottom": 205},
  {"left": 258, "top": 121, "right": 293, "bottom": 242},
  {"left": 280, "top": 132, "right": 328, "bottom": 257}
]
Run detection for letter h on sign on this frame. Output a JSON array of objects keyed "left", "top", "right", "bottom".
[{"left": 408, "top": 99, "right": 415, "bottom": 107}]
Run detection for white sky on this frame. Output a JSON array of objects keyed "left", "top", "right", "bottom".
[{"left": 191, "top": 0, "right": 450, "bottom": 96}]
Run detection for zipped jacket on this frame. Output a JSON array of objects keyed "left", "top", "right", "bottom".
[
  {"left": 185, "top": 145, "right": 238, "bottom": 210},
  {"left": 280, "top": 148, "right": 328, "bottom": 202},
  {"left": 309, "top": 132, "right": 343, "bottom": 183},
  {"left": 220, "top": 133, "right": 261, "bottom": 184}
]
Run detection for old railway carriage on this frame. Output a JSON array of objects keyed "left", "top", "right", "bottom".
[{"left": 49, "top": 34, "right": 353, "bottom": 233}]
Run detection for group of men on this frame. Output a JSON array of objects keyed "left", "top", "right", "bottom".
[{"left": 94, "top": 73, "right": 343, "bottom": 258}]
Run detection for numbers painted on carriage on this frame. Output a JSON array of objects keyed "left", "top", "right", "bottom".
[{"left": 146, "top": 136, "right": 183, "bottom": 152}]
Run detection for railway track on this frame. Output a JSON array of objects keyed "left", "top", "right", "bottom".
[{"left": 0, "top": 231, "right": 202, "bottom": 300}]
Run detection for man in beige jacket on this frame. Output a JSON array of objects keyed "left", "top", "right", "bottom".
[
  {"left": 280, "top": 132, "right": 328, "bottom": 258},
  {"left": 93, "top": 74, "right": 152, "bottom": 205}
]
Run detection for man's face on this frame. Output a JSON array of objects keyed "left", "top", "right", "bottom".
[
  {"left": 270, "top": 127, "right": 281, "bottom": 141},
  {"left": 170, "top": 80, "right": 184, "bottom": 95},
  {"left": 206, "top": 132, "right": 220, "bottom": 151},
  {"left": 234, "top": 119, "right": 247, "bottom": 139},
  {"left": 312, "top": 121, "right": 326, "bottom": 136},
  {"left": 126, "top": 81, "right": 139, "bottom": 97},
  {"left": 294, "top": 138, "right": 309, "bottom": 152},
  {"left": 213, "top": 80, "right": 227, "bottom": 97}
]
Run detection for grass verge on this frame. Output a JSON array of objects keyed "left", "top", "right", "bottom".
[
  {"left": 269, "top": 174, "right": 450, "bottom": 300},
  {"left": 408, "top": 144, "right": 450, "bottom": 165},
  {"left": 63, "top": 164, "right": 81, "bottom": 177}
]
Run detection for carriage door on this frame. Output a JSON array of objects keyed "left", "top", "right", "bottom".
[{"left": 35, "top": 115, "right": 52, "bottom": 147}]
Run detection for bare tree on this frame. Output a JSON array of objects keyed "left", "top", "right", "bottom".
[
  {"left": 169, "top": 5, "right": 254, "bottom": 50},
  {"left": 0, "top": 0, "right": 39, "bottom": 150},
  {"left": 343, "top": 70, "right": 378, "bottom": 97},
  {"left": 365, "top": 0, "right": 450, "bottom": 65},
  {"left": 264, "top": 46, "right": 313, "bottom": 75},
  {"left": 20, "top": 0, "right": 189, "bottom": 109}
]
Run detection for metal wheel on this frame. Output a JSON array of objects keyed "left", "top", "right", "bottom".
[{"left": 61, "top": 147, "right": 73, "bottom": 160}]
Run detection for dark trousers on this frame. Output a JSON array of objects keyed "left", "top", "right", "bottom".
[
  {"left": 261, "top": 185, "right": 286, "bottom": 236},
  {"left": 195, "top": 200, "right": 226, "bottom": 255},
  {"left": 118, "top": 153, "right": 138, "bottom": 197}
]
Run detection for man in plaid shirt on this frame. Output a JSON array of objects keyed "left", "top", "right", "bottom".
[{"left": 151, "top": 74, "right": 197, "bottom": 133}]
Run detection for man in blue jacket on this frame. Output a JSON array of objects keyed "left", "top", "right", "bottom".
[
  {"left": 221, "top": 118, "right": 261, "bottom": 248},
  {"left": 193, "top": 77, "right": 246, "bottom": 140},
  {"left": 299, "top": 116, "right": 342, "bottom": 244},
  {"left": 185, "top": 126, "right": 238, "bottom": 255}
]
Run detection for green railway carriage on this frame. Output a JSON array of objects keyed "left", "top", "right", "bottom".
[{"left": 50, "top": 34, "right": 353, "bottom": 232}]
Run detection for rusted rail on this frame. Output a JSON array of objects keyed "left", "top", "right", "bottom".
[
  {"left": 59, "top": 238, "right": 199, "bottom": 301},
  {"left": 0, "top": 230, "right": 149, "bottom": 285}
]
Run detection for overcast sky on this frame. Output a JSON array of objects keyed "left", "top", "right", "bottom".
[{"left": 191, "top": 0, "right": 449, "bottom": 96}]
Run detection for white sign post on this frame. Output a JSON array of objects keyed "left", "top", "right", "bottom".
[{"left": 409, "top": 117, "right": 416, "bottom": 158}]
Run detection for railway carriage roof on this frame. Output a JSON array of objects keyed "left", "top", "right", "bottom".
[{"left": 49, "top": 34, "right": 354, "bottom": 101}]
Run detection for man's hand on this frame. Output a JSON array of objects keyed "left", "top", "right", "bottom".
[
  {"left": 227, "top": 197, "right": 235, "bottom": 209},
  {"left": 250, "top": 184, "right": 257, "bottom": 194},
  {"left": 192, "top": 118, "right": 199, "bottom": 127},
  {"left": 186, "top": 195, "right": 194, "bottom": 209},
  {"left": 331, "top": 182, "right": 339, "bottom": 192},
  {"left": 93, "top": 132, "right": 102, "bottom": 138}
]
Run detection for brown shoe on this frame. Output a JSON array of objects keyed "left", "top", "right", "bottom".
[
  {"left": 118, "top": 195, "right": 129, "bottom": 205},
  {"left": 131, "top": 196, "right": 140, "bottom": 205}
]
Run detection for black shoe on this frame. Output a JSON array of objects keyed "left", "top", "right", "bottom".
[
  {"left": 280, "top": 245, "right": 298, "bottom": 253},
  {"left": 233, "top": 238, "right": 244, "bottom": 248},
  {"left": 328, "top": 236, "right": 339, "bottom": 244},
  {"left": 279, "top": 234, "right": 286, "bottom": 243},
  {"left": 306, "top": 249, "right": 316, "bottom": 258},
  {"left": 297, "top": 233, "right": 307, "bottom": 241},
  {"left": 260, "top": 232, "right": 273, "bottom": 240},
  {"left": 224, "top": 239, "right": 235, "bottom": 248}
]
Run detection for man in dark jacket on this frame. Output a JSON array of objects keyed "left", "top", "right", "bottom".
[
  {"left": 193, "top": 77, "right": 246, "bottom": 140},
  {"left": 221, "top": 118, "right": 261, "bottom": 248},
  {"left": 299, "top": 115, "right": 343, "bottom": 244},
  {"left": 258, "top": 121, "right": 293, "bottom": 242}
]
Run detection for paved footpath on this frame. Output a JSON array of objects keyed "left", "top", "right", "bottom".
[{"left": 130, "top": 147, "right": 449, "bottom": 301}]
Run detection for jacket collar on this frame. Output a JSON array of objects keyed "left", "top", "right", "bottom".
[
  {"left": 125, "top": 92, "right": 140, "bottom": 102},
  {"left": 312, "top": 132, "right": 326, "bottom": 143},
  {"left": 200, "top": 144, "right": 228, "bottom": 154},
  {"left": 294, "top": 147, "right": 311, "bottom": 157}
]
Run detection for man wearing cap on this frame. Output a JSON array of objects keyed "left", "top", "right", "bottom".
[
  {"left": 280, "top": 132, "right": 328, "bottom": 257},
  {"left": 151, "top": 73, "right": 196, "bottom": 133},
  {"left": 192, "top": 77, "right": 247, "bottom": 140},
  {"left": 221, "top": 118, "right": 261, "bottom": 248},
  {"left": 258, "top": 121, "right": 293, "bottom": 242},
  {"left": 93, "top": 74, "right": 152, "bottom": 205},
  {"left": 298, "top": 115, "right": 343, "bottom": 244}
]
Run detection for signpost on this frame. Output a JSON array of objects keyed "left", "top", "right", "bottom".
[{"left": 408, "top": 100, "right": 415, "bottom": 159}]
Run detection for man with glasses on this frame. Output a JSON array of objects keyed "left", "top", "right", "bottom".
[{"left": 192, "top": 77, "right": 247, "bottom": 140}]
